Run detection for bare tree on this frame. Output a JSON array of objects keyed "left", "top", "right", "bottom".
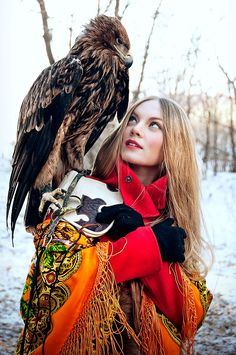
[
  {"left": 114, "top": 0, "right": 120, "bottom": 17},
  {"left": 101, "top": 0, "right": 129, "bottom": 19},
  {"left": 104, "top": 0, "right": 113, "bottom": 14},
  {"left": 69, "top": 27, "right": 73, "bottom": 50},
  {"left": 97, "top": 0, "right": 129, "bottom": 19},
  {"left": 166, "top": 35, "right": 201, "bottom": 116},
  {"left": 218, "top": 61, "right": 236, "bottom": 104},
  {"left": 198, "top": 92, "right": 236, "bottom": 173},
  {"left": 201, "top": 93, "right": 212, "bottom": 172},
  {"left": 114, "top": 0, "right": 130, "bottom": 19},
  {"left": 36, "top": 0, "right": 55, "bottom": 64},
  {"left": 68, "top": 14, "right": 74, "bottom": 50},
  {"left": 97, "top": 0, "right": 101, "bottom": 15},
  {"left": 218, "top": 61, "right": 236, "bottom": 172},
  {"left": 184, "top": 36, "right": 201, "bottom": 117},
  {"left": 132, "top": 1, "right": 163, "bottom": 101},
  {"left": 213, "top": 101, "right": 219, "bottom": 175},
  {"left": 228, "top": 93, "right": 236, "bottom": 172}
]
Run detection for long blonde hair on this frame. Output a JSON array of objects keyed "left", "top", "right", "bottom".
[{"left": 93, "top": 96, "right": 212, "bottom": 278}]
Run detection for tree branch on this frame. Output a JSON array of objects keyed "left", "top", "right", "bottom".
[
  {"left": 115, "top": 0, "right": 120, "bottom": 17},
  {"left": 36, "top": 0, "right": 55, "bottom": 64},
  {"left": 69, "top": 27, "right": 72, "bottom": 50},
  {"left": 132, "top": 0, "right": 163, "bottom": 101},
  {"left": 97, "top": 0, "right": 101, "bottom": 15},
  {"left": 218, "top": 58, "right": 236, "bottom": 103},
  {"left": 121, "top": 2, "right": 130, "bottom": 19},
  {"left": 104, "top": 0, "right": 113, "bottom": 14}
]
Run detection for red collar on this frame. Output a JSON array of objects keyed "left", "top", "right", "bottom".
[{"left": 97, "top": 161, "right": 167, "bottom": 223}]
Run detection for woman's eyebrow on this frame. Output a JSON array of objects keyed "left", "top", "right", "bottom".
[
  {"left": 131, "top": 111, "right": 138, "bottom": 116},
  {"left": 148, "top": 116, "right": 162, "bottom": 121}
]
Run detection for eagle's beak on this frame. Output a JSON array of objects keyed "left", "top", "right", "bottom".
[
  {"left": 124, "top": 54, "right": 133, "bottom": 68},
  {"left": 114, "top": 45, "right": 133, "bottom": 68}
]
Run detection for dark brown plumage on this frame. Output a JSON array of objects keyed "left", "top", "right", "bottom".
[{"left": 6, "top": 15, "right": 132, "bottom": 238}]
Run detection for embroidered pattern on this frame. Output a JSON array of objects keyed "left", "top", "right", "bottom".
[
  {"left": 159, "top": 313, "right": 181, "bottom": 345},
  {"left": 192, "top": 278, "right": 213, "bottom": 327},
  {"left": 16, "top": 220, "right": 93, "bottom": 354}
]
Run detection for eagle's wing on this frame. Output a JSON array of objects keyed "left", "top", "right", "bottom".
[
  {"left": 84, "top": 71, "right": 129, "bottom": 154},
  {"left": 7, "top": 55, "right": 83, "bottom": 233},
  {"left": 116, "top": 71, "right": 130, "bottom": 122}
]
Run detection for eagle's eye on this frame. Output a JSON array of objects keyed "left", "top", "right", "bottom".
[{"left": 116, "top": 37, "right": 123, "bottom": 45}]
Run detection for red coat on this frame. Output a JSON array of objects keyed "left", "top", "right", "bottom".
[
  {"left": 109, "top": 227, "right": 183, "bottom": 327},
  {"left": 93, "top": 161, "right": 184, "bottom": 328}
]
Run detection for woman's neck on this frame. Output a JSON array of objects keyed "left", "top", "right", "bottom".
[{"left": 129, "top": 164, "right": 162, "bottom": 186}]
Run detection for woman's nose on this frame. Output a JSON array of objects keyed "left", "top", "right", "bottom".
[{"left": 130, "top": 123, "right": 144, "bottom": 137}]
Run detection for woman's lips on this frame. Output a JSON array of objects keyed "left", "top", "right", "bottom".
[{"left": 126, "top": 139, "right": 143, "bottom": 149}]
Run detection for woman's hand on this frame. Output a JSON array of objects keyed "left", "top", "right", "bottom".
[
  {"left": 96, "top": 203, "right": 144, "bottom": 240},
  {"left": 152, "top": 218, "right": 187, "bottom": 263}
]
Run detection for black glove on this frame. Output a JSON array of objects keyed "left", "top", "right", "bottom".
[
  {"left": 152, "top": 218, "right": 187, "bottom": 263},
  {"left": 96, "top": 203, "right": 144, "bottom": 240}
]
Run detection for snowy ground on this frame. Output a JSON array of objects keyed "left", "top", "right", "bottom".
[{"left": 0, "top": 153, "right": 236, "bottom": 354}]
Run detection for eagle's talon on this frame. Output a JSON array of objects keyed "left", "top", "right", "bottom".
[{"left": 38, "top": 188, "right": 66, "bottom": 213}]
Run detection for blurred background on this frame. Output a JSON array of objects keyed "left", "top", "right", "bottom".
[{"left": 0, "top": 0, "right": 235, "bottom": 353}]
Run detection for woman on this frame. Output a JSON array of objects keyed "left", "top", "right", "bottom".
[{"left": 17, "top": 96, "right": 212, "bottom": 355}]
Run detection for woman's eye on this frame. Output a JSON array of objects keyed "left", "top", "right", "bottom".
[
  {"left": 150, "top": 121, "right": 160, "bottom": 128},
  {"left": 128, "top": 115, "right": 137, "bottom": 123}
]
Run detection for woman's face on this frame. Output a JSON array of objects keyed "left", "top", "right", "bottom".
[{"left": 121, "top": 99, "right": 164, "bottom": 170}]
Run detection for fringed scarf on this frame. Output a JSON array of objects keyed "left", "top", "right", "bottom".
[{"left": 16, "top": 220, "right": 140, "bottom": 355}]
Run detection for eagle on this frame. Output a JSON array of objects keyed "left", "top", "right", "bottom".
[{"left": 6, "top": 15, "right": 132, "bottom": 238}]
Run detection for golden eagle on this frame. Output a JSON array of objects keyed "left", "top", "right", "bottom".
[{"left": 6, "top": 15, "right": 132, "bottom": 237}]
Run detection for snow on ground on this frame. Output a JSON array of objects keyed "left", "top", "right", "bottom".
[
  {"left": 195, "top": 172, "right": 236, "bottom": 354},
  {"left": 202, "top": 172, "right": 236, "bottom": 304},
  {"left": 0, "top": 153, "right": 236, "bottom": 354}
]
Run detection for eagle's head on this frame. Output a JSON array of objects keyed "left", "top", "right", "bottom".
[{"left": 72, "top": 15, "right": 133, "bottom": 69}]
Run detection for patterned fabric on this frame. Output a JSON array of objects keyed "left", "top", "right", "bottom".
[
  {"left": 16, "top": 220, "right": 139, "bottom": 355},
  {"left": 159, "top": 313, "right": 181, "bottom": 345},
  {"left": 192, "top": 278, "right": 213, "bottom": 327},
  {"left": 119, "top": 277, "right": 212, "bottom": 355},
  {"left": 16, "top": 219, "right": 212, "bottom": 355},
  {"left": 16, "top": 219, "right": 95, "bottom": 354}
]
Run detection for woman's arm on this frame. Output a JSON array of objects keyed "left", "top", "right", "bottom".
[
  {"left": 108, "top": 226, "right": 162, "bottom": 282},
  {"left": 108, "top": 226, "right": 184, "bottom": 326},
  {"left": 108, "top": 226, "right": 211, "bottom": 329}
]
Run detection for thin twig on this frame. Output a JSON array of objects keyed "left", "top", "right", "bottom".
[
  {"left": 104, "top": 0, "right": 113, "bottom": 14},
  {"left": 133, "top": 0, "right": 163, "bottom": 101},
  {"left": 36, "top": 0, "right": 55, "bottom": 64},
  {"left": 97, "top": 0, "right": 101, "bottom": 15},
  {"left": 218, "top": 58, "right": 236, "bottom": 103}
]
